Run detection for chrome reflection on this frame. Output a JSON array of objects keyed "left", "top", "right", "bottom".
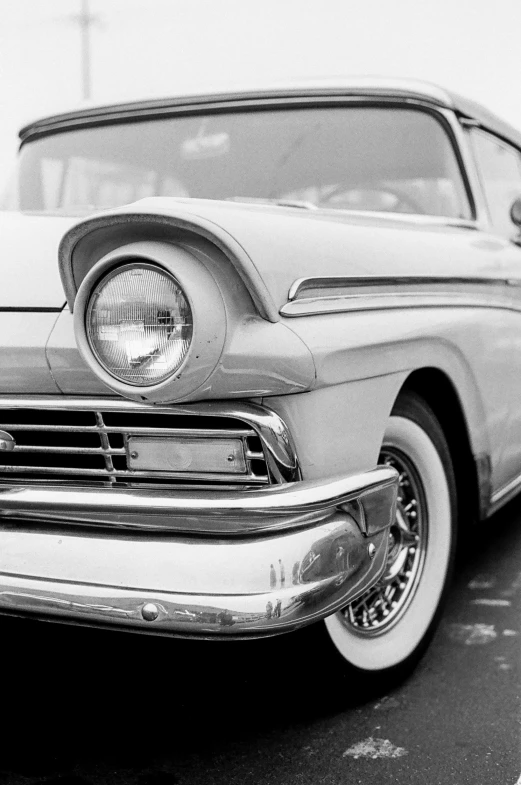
[{"left": 0, "top": 508, "right": 390, "bottom": 637}]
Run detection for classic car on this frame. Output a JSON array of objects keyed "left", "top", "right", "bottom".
[{"left": 2, "top": 76, "right": 521, "bottom": 686}]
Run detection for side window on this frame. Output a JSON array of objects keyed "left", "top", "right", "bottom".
[{"left": 470, "top": 129, "right": 521, "bottom": 236}]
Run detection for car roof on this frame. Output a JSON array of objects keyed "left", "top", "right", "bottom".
[{"left": 19, "top": 76, "right": 521, "bottom": 150}]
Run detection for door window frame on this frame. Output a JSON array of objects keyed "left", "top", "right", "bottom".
[{"left": 468, "top": 126, "right": 521, "bottom": 237}]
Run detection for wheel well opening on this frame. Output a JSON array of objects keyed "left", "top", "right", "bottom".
[{"left": 398, "top": 368, "right": 481, "bottom": 527}]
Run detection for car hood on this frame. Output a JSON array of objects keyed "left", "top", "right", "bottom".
[
  {"left": 1, "top": 211, "right": 74, "bottom": 308},
  {"left": 59, "top": 198, "right": 504, "bottom": 322}
]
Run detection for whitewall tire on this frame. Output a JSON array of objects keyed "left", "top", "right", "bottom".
[{"left": 323, "top": 393, "right": 456, "bottom": 681}]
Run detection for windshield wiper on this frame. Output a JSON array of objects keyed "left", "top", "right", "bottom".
[{"left": 225, "top": 196, "right": 317, "bottom": 210}]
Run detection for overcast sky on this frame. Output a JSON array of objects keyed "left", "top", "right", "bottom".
[{"left": 1, "top": 0, "right": 521, "bottom": 191}]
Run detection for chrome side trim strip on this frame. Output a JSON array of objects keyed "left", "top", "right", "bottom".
[
  {"left": 281, "top": 293, "right": 509, "bottom": 318},
  {"left": 0, "top": 467, "right": 397, "bottom": 535},
  {"left": 490, "top": 470, "right": 521, "bottom": 513},
  {"left": 0, "top": 307, "right": 64, "bottom": 313},
  {"left": 287, "top": 275, "right": 506, "bottom": 302},
  {"left": 282, "top": 276, "right": 509, "bottom": 318}
]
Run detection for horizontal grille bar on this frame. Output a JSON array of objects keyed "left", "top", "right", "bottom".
[
  {"left": 12, "top": 445, "right": 126, "bottom": 455},
  {"left": 0, "top": 465, "right": 267, "bottom": 483},
  {"left": 1, "top": 425, "right": 256, "bottom": 437}
]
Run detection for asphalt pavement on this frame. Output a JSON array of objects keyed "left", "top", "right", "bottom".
[{"left": 1, "top": 495, "right": 520, "bottom": 785}]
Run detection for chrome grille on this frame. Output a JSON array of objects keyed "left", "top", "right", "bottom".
[{"left": 0, "top": 399, "right": 270, "bottom": 488}]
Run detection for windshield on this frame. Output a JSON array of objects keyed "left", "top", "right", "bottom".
[{"left": 5, "top": 106, "right": 471, "bottom": 219}]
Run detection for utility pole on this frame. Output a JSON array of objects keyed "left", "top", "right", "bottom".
[
  {"left": 37, "top": 1, "right": 100, "bottom": 102},
  {"left": 79, "top": 0, "right": 95, "bottom": 101}
]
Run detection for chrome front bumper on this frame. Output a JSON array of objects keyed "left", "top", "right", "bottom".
[{"left": 0, "top": 468, "right": 397, "bottom": 638}]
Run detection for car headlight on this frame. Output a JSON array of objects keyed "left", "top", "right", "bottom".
[
  {"left": 86, "top": 263, "right": 193, "bottom": 386},
  {"left": 73, "top": 241, "right": 227, "bottom": 404}
]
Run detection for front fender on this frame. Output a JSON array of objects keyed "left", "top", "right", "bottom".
[
  {"left": 266, "top": 373, "right": 408, "bottom": 481},
  {"left": 274, "top": 307, "right": 505, "bottom": 494}
]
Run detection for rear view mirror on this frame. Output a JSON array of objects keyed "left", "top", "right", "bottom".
[{"left": 510, "top": 195, "right": 521, "bottom": 229}]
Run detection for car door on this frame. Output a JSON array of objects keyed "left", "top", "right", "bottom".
[{"left": 468, "top": 126, "right": 521, "bottom": 500}]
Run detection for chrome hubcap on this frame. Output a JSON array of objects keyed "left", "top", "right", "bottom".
[{"left": 341, "top": 447, "right": 427, "bottom": 634}]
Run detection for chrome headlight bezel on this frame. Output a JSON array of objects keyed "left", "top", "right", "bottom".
[{"left": 73, "top": 241, "right": 227, "bottom": 403}]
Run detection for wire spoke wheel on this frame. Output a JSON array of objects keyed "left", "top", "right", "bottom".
[
  {"left": 343, "top": 448, "right": 427, "bottom": 635},
  {"left": 322, "top": 393, "right": 456, "bottom": 681}
]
